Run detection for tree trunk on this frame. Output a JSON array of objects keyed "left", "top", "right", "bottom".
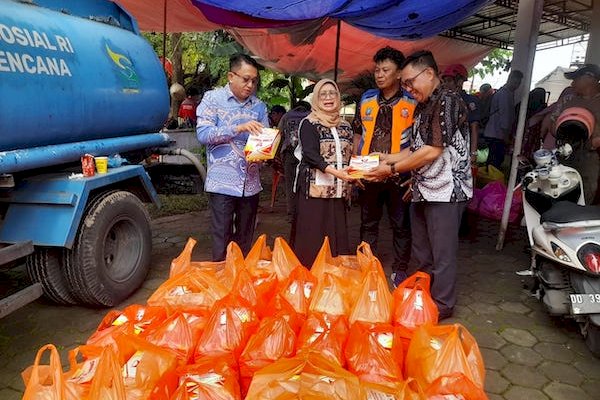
[{"left": 169, "top": 32, "right": 184, "bottom": 119}]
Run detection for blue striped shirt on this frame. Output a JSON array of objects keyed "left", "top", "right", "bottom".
[{"left": 196, "top": 84, "right": 269, "bottom": 197}]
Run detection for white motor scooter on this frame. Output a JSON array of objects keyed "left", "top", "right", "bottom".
[{"left": 521, "top": 108, "right": 600, "bottom": 356}]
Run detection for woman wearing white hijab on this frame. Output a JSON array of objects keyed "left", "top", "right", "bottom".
[{"left": 290, "top": 79, "right": 354, "bottom": 267}]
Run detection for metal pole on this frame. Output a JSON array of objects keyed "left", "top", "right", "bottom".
[
  {"left": 162, "top": 0, "right": 167, "bottom": 71},
  {"left": 496, "top": 0, "right": 543, "bottom": 250},
  {"left": 333, "top": 19, "right": 341, "bottom": 82},
  {"left": 585, "top": 0, "right": 600, "bottom": 65}
]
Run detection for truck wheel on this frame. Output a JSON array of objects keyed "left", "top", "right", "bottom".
[
  {"left": 66, "top": 191, "right": 151, "bottom": 306},
  {"left": 585, "top": 320, "right": 600, "bottom": 358},
  {"left": 26, "top": 248, "right": 77, "bottom": 304}
]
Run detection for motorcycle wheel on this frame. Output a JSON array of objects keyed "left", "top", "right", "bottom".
[{"left": 585, "top": 320, "right": 600, "bottom": 358}]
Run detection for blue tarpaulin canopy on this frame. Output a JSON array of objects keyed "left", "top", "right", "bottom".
[
  {"left": 116, "top": 0, "right": 494, "bottom": 82},
  {"left": 192, "top": 0, "right": 491, "bottom": 40}
]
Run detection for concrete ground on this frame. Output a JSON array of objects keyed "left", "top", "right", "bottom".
[{"left": 1, "top": 189, "right": 599, "bottom": 399}]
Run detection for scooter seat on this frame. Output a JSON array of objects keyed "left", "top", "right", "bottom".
[{"left": 540, "top": 201, "right": 600, "bottom": 224}]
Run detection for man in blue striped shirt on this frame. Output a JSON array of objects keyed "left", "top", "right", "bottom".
[{"left": 196, "top": 54, "right": 269, "bottom": 261}]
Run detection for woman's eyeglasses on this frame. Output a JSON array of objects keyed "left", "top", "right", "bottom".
[
  {"left": 231, "top": 71, "right": 259, "bottom": 86},
  {"left": 319, "top": 90, "right": 338, "bottom": 99},
  {"left": 401, "top": 68, "right": 428, "bottom": 90}
]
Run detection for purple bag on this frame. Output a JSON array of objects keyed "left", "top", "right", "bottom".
[{"left": 470, "top": 181, "right": 523, "bottom": 223}]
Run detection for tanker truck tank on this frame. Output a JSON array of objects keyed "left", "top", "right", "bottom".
[
  {"left": 0, "top": 0, "right": 170, "bottom": 152},
  {"left": 0, "top": 0, "right": 189, "bottom": 316}
]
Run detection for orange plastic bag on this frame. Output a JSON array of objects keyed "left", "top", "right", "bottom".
[
  {"left": 180, "top": 312, "right": 209, "bottom": 344},
  {"left": 219, "top": 241, "right": 247, "bottom": 285},
  {"left": 344, "top": 322, "right": 403, "bottom": 384},
  {"left": 311, "top": 238, "right": 363, "bottom": 287},
  {"left": 309, "top": 272, "right": 352, "bottom": 316},
  {"left": 87, "top": 305, "right": 168, "bottom": 348},
  {"left": 245, "top": 234, "right": 273, "bottom": 272},
  {"left": 296, "top": 312, "right": 349, "bottom": 366},
  {"left": 263, "top": 293, "right": 304, "bottom": 333},
  {"left": 22, "top": 344, "right": 70, "bottom": 400},
  {"left": 194, "top": 294, "right": 259, "bottom": 362},
  {"left": 239, "top": 315, "right": 297, "bottom": 395},
  {"left": 145, "top": 313, "right": 195, "bottom": 365},
  {"left": 245, "top": 352, "right": 363, "bottom": 400},
  {"left": 252, "top": 272, "right": 281, "bottom": 318},
  {"left": 115, "top": 334, "right": 179, "bottom": 400},
  {"left": 147, "top": 269, "right": 229, "bottom": 315},
  {"left": 231, "top": 266, "right": 260, "bottom": 306},
  {"left": 170, "top": 237, "right": 226, "bottom": 279},
  {"left": 62, "top": 345, "right": 108, "bottom": 399},
  {"left": 170, "top": 238, "right": 196, "bottom": 278},
  {"left": 270, "top": 236, "right": 302, "bottom": 281},
  {"left": 405, "top": 324, "right": 486, "bottom": 391},
  {"left": 310, "top": 238, "right": 363, "bottom": 309},
  {"left": 393, "top": 272, "right": 439, "bottom": 334},
  {"left": 88, "top": 347, "right": 127, "bottom": 400},
  {"left": 426, "top": 373, "right": 488, "bottom": 400},
  {"left": 173, "top": 356, "right": 241, "bottom": 400},
  {"left": 349, "top": 268, "right": 393, "bottom": 325},
  {"left": 355, "top": 241, "right": 377, "bottom": 272},
  {"left": 362, "top": 378, "right": 425, "bottom": 400},
  {"left": 279, "top": 265, "right": 317, "bottom": 316}
]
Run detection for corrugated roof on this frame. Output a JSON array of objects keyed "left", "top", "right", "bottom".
[{"left": 440, "top": 0, "right": 591, "bottom": 50}]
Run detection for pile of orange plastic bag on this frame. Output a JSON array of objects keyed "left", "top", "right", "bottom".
[{"left": 21, "top": 235, "right": 488, "bottom": 400}]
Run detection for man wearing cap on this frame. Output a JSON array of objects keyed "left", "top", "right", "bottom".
[
  {"left": 353, "top": 46, "right": 417, "bottom": 287},
  {"left": 441, "top": 64, "right": 480, "bottom": 163},
  {"left": 542, "top": 64, "right": 600, "bottom": 203},
  {"left": 483, "top": 70, "right": 523, "bottom": 168}
]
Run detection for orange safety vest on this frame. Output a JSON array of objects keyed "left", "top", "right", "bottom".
[{"left": 359, "top": 92, "right": 416, "bottom": 155}]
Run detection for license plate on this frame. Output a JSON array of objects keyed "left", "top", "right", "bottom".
[{"left": 570, "top": 293, "right": 600, "bottom": 315}]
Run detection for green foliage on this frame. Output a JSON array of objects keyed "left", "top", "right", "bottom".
[
  {"left": 142, "top": 31, "right": 241, "bottom": 88},
  {"left": 141, "top": 31, "right": 311, "bottom": 110},
  {"left": 471, "top": 48, "right": 513, "bottom": 79},
  {"left": 263, "top": 75, "right": 312, "bottom": 109}
]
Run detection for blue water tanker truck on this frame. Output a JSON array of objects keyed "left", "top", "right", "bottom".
[{"left": 0, "top": 0, "right": 205, "bottom": 316}]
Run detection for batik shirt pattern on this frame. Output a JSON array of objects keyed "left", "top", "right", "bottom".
[
  {"left": 411, "top": 86, "right": 473, "bottom": 202},
  {"left": 196, "top": 84, "right": 269, "bottom": 197}
]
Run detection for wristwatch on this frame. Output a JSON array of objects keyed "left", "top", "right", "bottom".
[{"left": 389, "top": 163, "right": 396, "bottom": 175}]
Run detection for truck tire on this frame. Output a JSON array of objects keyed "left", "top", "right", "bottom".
[
  {"left": 585, "top": 320, "right": 600, "bottom": 358},
  {"left": 66, "top": 191, "right": 152, "bottom": 306},
  {"left": 25, "top": 248, "right": 77, "bottom": 304}
]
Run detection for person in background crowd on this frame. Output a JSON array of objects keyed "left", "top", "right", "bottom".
[
  {"left": 291, "top": 79, "right": 354, "bottom": 267},
  {"left": 542, "top": 64, "right": 600, "bottom": 204},
  {"left": 269, "top": 105, "right": 286, "bottom": 128},
  {"left": 364, "top": 50, "right": 472, "bottom": 320},
  {"left": 178, "top": 87, "right": 201, "bottom": 128},
  {"left": 196, "top": 53, "right": 269, "bottom": 261},
  {"left": 441, "top": 64, "right": 480, "bottom": 163},
  {"left": 353, "top": 46, "right": 416, "bottom": 287},
  {"left": 482, "top": 70, "right": 523, "bottom": 169},
  {"left": 477, "top": 83, "right": 495, "bottom": 131},
  {"left": 441, "top": 64, "right": 481, "bottom": 237},
  {"left": 278, "top": 101, "right": 311, "bottom": 222},
  {"left": 521, "top": 87, "right": 548, "bottom": 159}
]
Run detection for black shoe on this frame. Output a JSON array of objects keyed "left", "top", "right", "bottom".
[{"left": 438, "top": 308, "right": 454, "bottom": 320}]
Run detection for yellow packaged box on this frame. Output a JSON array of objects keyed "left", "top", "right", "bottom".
[
  {"left": 244, "top": 128, "right": 281, "bottom": 162},
  {"left": 348, "top": 155, "right": 379, "bottom": 178}
]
